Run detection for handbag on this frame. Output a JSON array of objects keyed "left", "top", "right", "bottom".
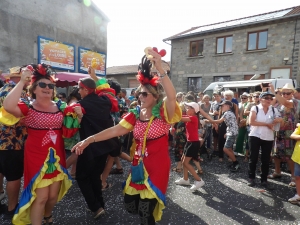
[{"left": 131, "top": 116, "right": 154, "bottom": 183}]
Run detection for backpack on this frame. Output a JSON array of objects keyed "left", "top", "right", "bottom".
[{"left": 255, "top": 105, "right": 275, "bottom": 117}]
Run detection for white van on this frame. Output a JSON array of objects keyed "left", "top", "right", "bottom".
[{"left": 203, "top": 78, "right": 297, "bottom": 99}]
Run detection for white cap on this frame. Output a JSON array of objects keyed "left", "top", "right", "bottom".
[{"left": 184, "top": 102, "right": 199, "bottom": 113}]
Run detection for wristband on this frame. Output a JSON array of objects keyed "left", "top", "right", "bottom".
[{"left": 158, "top": 71, "right": 168, "bottom": 79}]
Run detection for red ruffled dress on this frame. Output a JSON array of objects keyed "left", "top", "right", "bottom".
[
  {"left": 120, "top": 101, "right": 181, "bottom": 222},
  {"left": 13, "top": 100, "right": 73, "bottom": 225}
]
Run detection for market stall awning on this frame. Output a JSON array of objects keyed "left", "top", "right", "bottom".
[{"left": 55, "top": 72, "right": 89, "bottom": 87}]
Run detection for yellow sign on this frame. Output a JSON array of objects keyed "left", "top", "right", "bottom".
[
  {"left": 38, "top": 36, "right": 75, "bottom": 71},
  {"left": 79, "top": 48, "right": 106, "bottom": 75}
]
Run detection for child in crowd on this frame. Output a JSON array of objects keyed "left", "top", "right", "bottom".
[
  {"left": 289, "top": 126, "right": 300, "bottom": 204},
  {"left": 206, "top": 101, "right": 240, "bottom": 172},
  {"left": 191, "top": 120, "right": 206, "bottom": 174},
  {"left": 175, "top": 102, "right": 205, "bottom": 191}
]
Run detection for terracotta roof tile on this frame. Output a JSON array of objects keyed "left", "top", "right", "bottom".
[{"left": 285, "top": 6, "right": 300, "bottom": 16}]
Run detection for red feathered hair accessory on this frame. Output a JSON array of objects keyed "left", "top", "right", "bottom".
[
  {"left": 136, "top": 71, "right": 158, "bottom": 86},
  {"left": 27, "top": 63, "right": 57, "bottom": 84},
  {"left": 136, "top": 55, "right": 159, "bottom": 87}
]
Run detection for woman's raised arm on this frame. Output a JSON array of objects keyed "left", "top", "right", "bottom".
[
  {"left": 148, "top": 49, "right": 176, "bottom": 120},
  {"left": 3, "top": 69, "right": 31, "bottom": 117}
]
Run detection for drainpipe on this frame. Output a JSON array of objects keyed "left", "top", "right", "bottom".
[{"left": 163, "top": 40, "right": 172, "bottom": 80}]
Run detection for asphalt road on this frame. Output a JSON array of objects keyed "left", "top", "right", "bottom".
[{"left": 1, "top": 152, "right": 300, "bottom": 225}]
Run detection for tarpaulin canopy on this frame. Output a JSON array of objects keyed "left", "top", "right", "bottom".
[
  {"left": 1, "top": 72, "right": 90, "bottom": 88},
  {"left": 55, "top": 72, "right": 89, "bottom": 87}
]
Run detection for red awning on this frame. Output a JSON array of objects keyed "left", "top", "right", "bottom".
[
  {"left": 55, "top": 72, "right": 89, "bottom": 87},
  {"left": 0, "top": 72, "right": 90, "bottom": 87}
]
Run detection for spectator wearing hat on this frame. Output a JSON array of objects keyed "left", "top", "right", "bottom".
[
  {"left": 206, "top": 100, "right": 240, "bottom": 172},
  {"left": 175, "top": 102, "right": 210, "bottom": 190},
  {"left": 209, "top": 91, "right": 222, "bottom": 156},
  {"left": 267, "top": 83, "right": 300, "bottom": 187},
  {"left": 0, "top": 66, "right": 30, "bottom": 219},
  {"left": 248, "top": 92, "right": 282, "bottom": 189},
  {"left": 216, "top": 90, "right": 239, "bottom": 162},
  {"left": 235, "top": 92, "right": 249, "bottom": 156}
]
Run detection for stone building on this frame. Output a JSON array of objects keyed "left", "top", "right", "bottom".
[
  {"left": 164, "top": 6, "right": 300, "bottom": 93},
  {"left": 0, "top": 0, "right": 108, "bottom": 73}
]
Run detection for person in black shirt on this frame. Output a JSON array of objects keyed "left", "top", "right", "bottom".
[{"left": 74, "top": 77, "right": 117, "bottom": 219}]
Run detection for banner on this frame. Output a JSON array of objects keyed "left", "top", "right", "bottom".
[
  {"left": 78, "top": 47, "right": 106, "bottom": 75},
  {"left": 38, "top": 36, "right": 75, "bottom": 72}
]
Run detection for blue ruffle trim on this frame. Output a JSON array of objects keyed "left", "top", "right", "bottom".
[{"left": 147, "top": 177, "right": 166, "bottom": 206}]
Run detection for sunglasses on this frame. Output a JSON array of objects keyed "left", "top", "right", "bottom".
[
  {"left": 241, "top": 97, "right": 247, "bottom": 100},
  {"left": 262, "top": 97, "right": 273, "bottom": 100},
  {"left": 138, "top": 92, "right": 152, "bottom": 98},
  {"left": 282, "top": 92, "right": 292, "bottom": 96},
  {"left": 38, "top": 82, "right": 55, "bottom": 89},
  {"left": 254, "top": 96, "right": 259, "bottom": 98}
]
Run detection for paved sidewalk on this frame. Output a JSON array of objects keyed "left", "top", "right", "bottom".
[{"left": 1, "top": 154, "right": 300, "bottom": 225}]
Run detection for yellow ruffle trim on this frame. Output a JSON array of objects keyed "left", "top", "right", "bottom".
[
  {"left": 123, "top": 166, "right": 165, "bottom": 222},
  {"left": 163, "top": 101, "right": 182, "bottom": 124},
  {"left": 12, "top": 148, "right": 72, "bottom": 225},
  {"left": 0, "top": 106, "right": 20, "bottom": 126},
  {"left": 119, "top": 119, "right": 134, "bottom": 131}
]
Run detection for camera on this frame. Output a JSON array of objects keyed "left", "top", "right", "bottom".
[{"left": 262, "top": 82, "right": 270, "bottom": 87}]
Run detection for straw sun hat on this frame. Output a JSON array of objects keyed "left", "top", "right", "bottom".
[{"left": 279, "top": 83, "right": 296, "bottom": 93}]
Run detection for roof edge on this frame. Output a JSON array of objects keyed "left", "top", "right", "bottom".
[
  {"left": 163, "top": 13, "right": 300, "bottom": 41},
  {"left": 163, "top": 5, "right": 300, "bottom": 41}
]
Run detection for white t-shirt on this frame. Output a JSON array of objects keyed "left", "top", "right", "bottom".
[{"left": 249, "top": 104, "right": 281, "bottom": 141}]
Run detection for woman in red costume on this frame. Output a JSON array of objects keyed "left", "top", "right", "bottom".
[
  {"left": 3, "top": 64, "right": 73, "bottom": 225},
  {"left": 72, "top": 48, "right": 181, "bottom": 224}
]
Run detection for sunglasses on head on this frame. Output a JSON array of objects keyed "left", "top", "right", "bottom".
[
  {"left": 262, "top": 97, "right": 273, "bottom": 100},
  {"left": 138, "top": 92, "right": 152, "bottom": 98},
  {"left": 38, "top": 82, "right": 55, "bottom": 89},
  {"left": 282, "top": 92, "right": 292, "bottom": 96}
]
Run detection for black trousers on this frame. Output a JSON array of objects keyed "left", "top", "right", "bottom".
[
  {"left": 124, "top": 194, "right": 158, "bottom": 225},
  {"left": 248, "top": 136, "right": 273, "bottom": 182},
  {"left": 76, "top": 154, "right": 108, "bottom": 212},
  {"left": 218, "top": 122, "right": 226, "bottom": 158}
]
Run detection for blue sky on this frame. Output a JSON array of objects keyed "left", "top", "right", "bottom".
[{"left": 92, "top": 0, "right": 299, "bottom": 67}]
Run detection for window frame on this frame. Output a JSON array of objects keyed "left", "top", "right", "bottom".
[
  {"left": 189, "top": 40, "right": 204, "bottom": 57},
  {"left": 216, "top": 35, "right": 233, "bottom": 54},
  {"left": 247, "top": 30, "right": 268, "bottom": 51}
]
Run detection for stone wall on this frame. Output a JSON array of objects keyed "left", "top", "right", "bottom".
[
  {"left": 0, "top": 0, "right": 108, "bottom": 71},
  {"left": 170, "top": 19, "right": 300, "bottom": 92}
]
